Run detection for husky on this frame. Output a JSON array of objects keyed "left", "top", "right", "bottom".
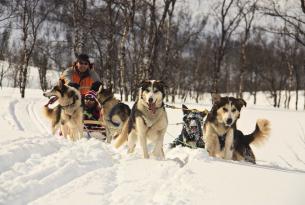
[
  {"left": 169, "top": 104, "right": 206, "bottom": 149},
  {"left": 114, "top": 80, "right": 168, "bottom": 159},
  {"left": 96, "top": 85, "right": 131, "bottom": 143},
  {"left": 43, "top": 79, "right": 83, "bottom": 141},
  {"left": 204, "top": 94, "right": 271, "bottom": 163}
]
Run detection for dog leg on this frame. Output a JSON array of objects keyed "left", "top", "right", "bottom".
[
  {"left": 106, "top": 127, "right": 112, "bottom": 143},
  {"left": 51, "top": 123, "right": 59, "bottom": 135},
  {"left": 135, "top": 117, "right": 149, "bottom": 158},
  {"left": 77, "top": 119, "right": 84, "bottom": 140},
  {"left": 139, "top": 134, "right": 149, "bottom": 159},
  {"left": 152, "top": 130, "right": 165, "bottom": 160},
  {"left": 205, "top": 133, "right": 219, "bottom": 157},
  {"left": 224, "top": 129, "right": 234, "bottom": 160},
  {"left": 127, "top": 131, "right": 137, "bottom": 153},
  {"left": 68, "top": 126, "right": 76, "bottom": 141},
  {"left": 61, "top": 124, "right": 68, "bottom": 139}
]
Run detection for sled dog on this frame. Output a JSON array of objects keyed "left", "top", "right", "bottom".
[
  {"left": 114, "top": 80, "right": 168, "bottom": 159},
  {"left": 204, "top": 94, "right": 270, "bottom": 163},
  {"left": 43, "top": 79, "right": 83, "bottom": 141},
  {"left": 96, "top": 86, "right": 131, "bottom": 143},
  {"left": 169, "top": 104, "right": 206, "bottom": 149}
]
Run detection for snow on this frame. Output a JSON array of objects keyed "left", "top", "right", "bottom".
[{"left": 1, "top": 85, "right": 305, "bottom": 205}]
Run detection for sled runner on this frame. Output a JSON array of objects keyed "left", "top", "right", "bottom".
[{"left": 83, "top": 120, "right": 107, "bottom": 141}]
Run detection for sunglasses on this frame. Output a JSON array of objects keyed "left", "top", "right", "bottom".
[{"left": 78, "top": 61, "right": 89, "bottom": 65}]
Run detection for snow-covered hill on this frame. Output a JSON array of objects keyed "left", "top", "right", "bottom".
[{"left": 0, "top": 87, "right": 305, "bottom": 205}]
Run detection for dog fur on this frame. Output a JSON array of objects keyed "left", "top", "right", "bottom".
[
  {"left": 43, "top": 79, "right": 83, "bottom": 141},
  {"left": 96, "top": 86, "right": 131, "bottom": 143},
  {"left": 114, "top": 80, "right": 168, "bottom": 159},
  {"left": 204, "top": 94, "right": 270, "bottom": 163},
  {"left": 170, "top": 104, "right": 206, "bottom": 149}
]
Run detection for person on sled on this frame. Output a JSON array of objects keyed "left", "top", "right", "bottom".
[
  {"left": 83, "top": 90, "right": 107, "bottom": 139},
  {"left": 60, "top": 53, "right": 102, "bottom": 95},
  {"left": 83, "top": 90, "right": 101, "bottom": 121}
]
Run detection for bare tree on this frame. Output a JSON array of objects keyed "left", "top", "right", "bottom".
[
  {"left": 16, "top": 0, "right": 58, "bottom": 98},
  {"left": 263, "top": 0, "right": 305, "bottom": 47},
  {"left": 118, "top": 0, "right": 135, "bottom": 101},
  {"left": 71, "top": 0, "right": 88, "bottom": 56},
  {"left": 143, "top": 0, "right": 176, "bottom": 79},
  {"left": 210, "top": 0, "right": 242, "bottom": 93},
  {"left": 237, "top": 0, "right": 257, "bottom": 98}
]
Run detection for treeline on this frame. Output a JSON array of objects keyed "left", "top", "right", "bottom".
[{"left": 0, "top": 0, "right": 304, "bottom": 109}]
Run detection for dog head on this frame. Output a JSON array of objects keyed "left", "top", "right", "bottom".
[
  {"left": 138, "top": 80, "right": 167, "bottom": 113},
  {"left": 209, "top": 94, "right": 246, "bottom": 127},
  {"left": 96, "top": 85, "right": 113, "bottom": 104},
  {"left": 43, "top": 79, "right": 80, "bottom": 106},
  {"left": 182, "top": 104, "right": 206, "bottom": 141}
]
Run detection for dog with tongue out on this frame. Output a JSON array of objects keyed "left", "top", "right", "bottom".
[{"left": 114, "top": 80, "right": 168, "bottom": 159}]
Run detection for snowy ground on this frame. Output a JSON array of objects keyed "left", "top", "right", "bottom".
[{"left": 1, "top": 87, "right": 305, "bottom": 205}]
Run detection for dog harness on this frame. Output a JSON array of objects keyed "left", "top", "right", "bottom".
[{"left": 218, "top": 135, "right": 226, "bottom": 150}]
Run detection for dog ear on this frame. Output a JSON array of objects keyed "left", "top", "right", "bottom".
[
  {"left": 211, "top": 93, "right": 221, "bottom": 104},
  {"left": 138, "top": 80, "right": 149, "bottom": 88},
  {"left": 200, "top": 110, "right": 208, "bottom": 118},
  {"left": 58, "top": 79, "right": 65, "bottom": 89},
  {"left": 182, "top": 104, "right": 190, "bottom": 115},
  {"left": 156, "top": 80, "right": 168, "bottom": 89},
  {"left": 97, "top": 84, "right": 103, "bottom": 94},
  {"left": 237, "top": 98, "right": 247, "bottom": 108}
]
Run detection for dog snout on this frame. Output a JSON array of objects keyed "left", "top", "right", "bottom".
[
  {"left": 190, "top": 120, "right": 197, "bottom": 127},
  {"left": 148, "top": 97, "right": 153, "bottom": 103},
  {"left": 226, "top": 118, "right": 233, "bottom": 125}
]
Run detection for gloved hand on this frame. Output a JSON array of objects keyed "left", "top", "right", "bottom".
[
  {"left": 90, "top": 81, "right": 102, "bottom": 92},
  {"left": 68, "top": 82, "right": 80, "bottom": 89}
]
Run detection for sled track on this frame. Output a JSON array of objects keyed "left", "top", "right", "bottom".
[{"left": 8, "top": 99, "right": 24, "bottom": 131}]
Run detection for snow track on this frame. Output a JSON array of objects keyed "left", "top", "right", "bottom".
[{"left": 1, "top": 89, "right": 305, "bottom": 205}]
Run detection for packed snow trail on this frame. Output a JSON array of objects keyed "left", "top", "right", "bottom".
[{"left": 1, "top": 88, "right": 305, "bottom": 205}]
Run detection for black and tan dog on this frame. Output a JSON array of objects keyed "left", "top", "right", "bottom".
[
  {"left": 96, "top": 86, "right": 131, "bottom": 143},
  {"left": 43, "top": 79, "right": 83, "bottom": 141},
  {"left": 204, "top": 94, "right": 270, "bottom": 163},
  {"left": 169, "top": 104, "right": 206, "bottom": 149},
  {"left": 114, "top": 80, "right": 168, "bottom": 159}
]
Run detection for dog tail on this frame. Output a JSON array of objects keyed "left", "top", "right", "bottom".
[
  {"left": 245, "top": 119, "right": 271, "bottom": 146},
  {"left": 114, "top": 117, "right": 130, "bottom": 148},
  {"left": 109, "top": 103, "right": 131, "bottom": 127}
]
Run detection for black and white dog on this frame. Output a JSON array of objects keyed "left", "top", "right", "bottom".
[
  {"left": 169, "top": 104, "right": 207, "bottom": 149},
  {"left": 114, "top": 80, "right": 168, "bottom": 159}
]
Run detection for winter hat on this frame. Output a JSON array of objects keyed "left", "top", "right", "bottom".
[
  {"left": 77, "top": 53, "right": 90, "bottom": 63},
  {"left": 85, "top": 90, "right": 97, "bottom": 101}
]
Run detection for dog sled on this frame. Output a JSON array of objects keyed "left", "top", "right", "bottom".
[{"left": 83, "top": 120, "right": 107, "bottom": 141}]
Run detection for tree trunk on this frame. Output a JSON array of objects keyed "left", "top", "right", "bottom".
[{"left": 238, "top": 43, "right": 246, "bottom": 98}]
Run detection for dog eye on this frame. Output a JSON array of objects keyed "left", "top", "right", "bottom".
[
  {"left": 232, "top": 108, "right": 236, "bottom": 112},
  {"left": 223, "top": 107, "right": 228, "bottom": 112}
]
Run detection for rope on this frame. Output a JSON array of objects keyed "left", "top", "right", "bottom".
[
  {"left": 166, "top": 131, "right": 196, "bottom": 148},
  {"left": 165, "top": 103, "right": 209, "bottom": 115},
  {"left": 168, "top": 122, "right": 184, "bottom": 125}
]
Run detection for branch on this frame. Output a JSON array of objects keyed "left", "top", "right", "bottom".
[{"left": 301, "top": 0, "right": 305, "bottom": 14}]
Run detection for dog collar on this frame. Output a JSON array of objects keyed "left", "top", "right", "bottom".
[{"left": 60, "top": 96, "right": 77, "bottom": 109}]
